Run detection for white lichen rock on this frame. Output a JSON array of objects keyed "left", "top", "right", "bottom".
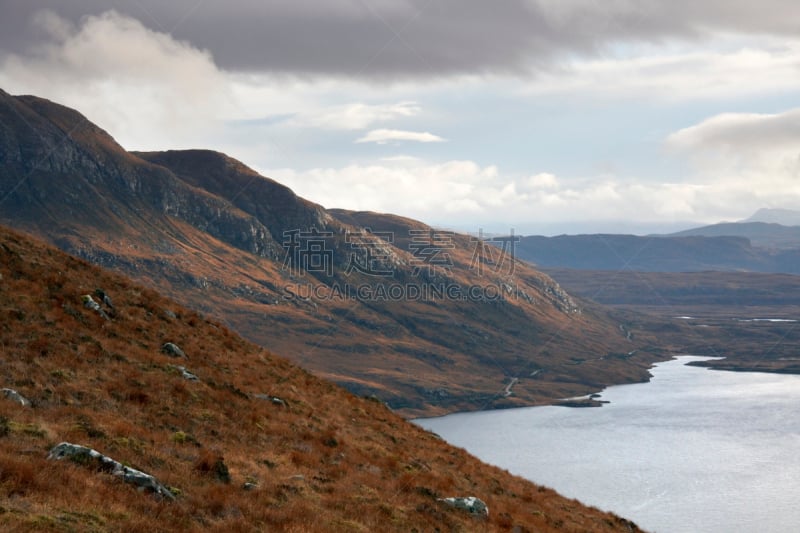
[
  {"left": 81, "top": 294, "right": 109, "bottom": 320},
  {"left": 253, "top": 393, "right": 287, "bottom": 407},
  {"left": 2, "top": 388, "right": 31, "bottom": 407},
  {"left": 174, "top": 365, "right": 199, "bottom": 381},
  {"left": 438, "top": 496, "right": 489, "bottom": 517},
  {"left": 47, "top": 442, "right": 175, "bottom": 500}
]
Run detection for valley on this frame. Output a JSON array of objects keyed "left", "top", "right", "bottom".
[
  {"left": 3, "top": 3, "right": 800, "bottom": 531},
  {"left": 0, "top": 89, "right": 663, "bottom": 418},
  {"left": 543, "top": 269, "right": 800, "bottom": 375}
]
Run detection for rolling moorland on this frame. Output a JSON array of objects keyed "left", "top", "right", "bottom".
[
  {"left": 0, "top": 224, "right": 642, "bottom": 532},
  {"left": 0, "top": 89, "right": 663, "bottom": 417},
  {"left": 542, "top": 269, "right": 800, "bottom": 374},
  {"left": 513, "top": 210, "right": 800, "bottom": 375}
]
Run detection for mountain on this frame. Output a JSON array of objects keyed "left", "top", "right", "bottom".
[
  {"left": 514, "top": 233, "right": 796, "bottom": 272},
  {"left": 0, "top": 89, "right": 656, "bottom": 417},
  {"left": 514, "top": 230, "right": 800, "bottom": 274},
  {"left": 0, "top": 224, "right": 641, "bottom": 531},
  {"left": 513, "top": 208, "right": 800, "bottom": 273},
  {"left": 667, "top": 222, "right": 800, "bottom": 250},
  {"left": 742, "top": 207, "right": 800, "bottom": 226}
]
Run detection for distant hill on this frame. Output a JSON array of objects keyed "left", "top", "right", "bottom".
[
  {"left": 514, "top": 212, "right": 800, "bottom": 273},
  {"left": 742, "top": 207, "right": 800, "bottom": 226},
  {"left": 514, "top": 233, "right": 800, "bottom": 273},
  {"left": 666, "top": 222, "right": 800, "bottom": 250},
  {"left": 0, "top": 224, "right": 641, "bottom": 531},
  {"left": 0, "top": 89, "right": 656, "bottom": 417}
]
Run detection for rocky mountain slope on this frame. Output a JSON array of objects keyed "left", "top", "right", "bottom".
[
  {"left": 0, "top": 89, "right": 659, "bottom": 417},
  {"left": 0, "top": 224, "right": 642, "bottom": 531}
]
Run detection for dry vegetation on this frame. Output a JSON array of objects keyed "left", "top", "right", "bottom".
[
  {"left": 544, "top": 268, "right": 800, "bottom": 373},
  {"left": 0, "top": 226, "right": 642, "bottom": 531}
]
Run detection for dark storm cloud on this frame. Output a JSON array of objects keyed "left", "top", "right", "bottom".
[{"left": 1, "top": 0, "right": 799, "bottom": 78}]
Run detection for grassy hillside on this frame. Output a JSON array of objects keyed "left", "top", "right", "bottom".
[{"left": 0, "top": 225, "right": 640, "bottom": 532}]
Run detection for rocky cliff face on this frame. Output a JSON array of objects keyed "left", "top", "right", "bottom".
[
  {"left": 136, "top": 149, "right": 330, "bottom": 240},
  {"left": 0, "top": 89, "right": 661, "bottom": 416},
  {"left": 0, "top": 90, "right": 279, "bottom": 259}
]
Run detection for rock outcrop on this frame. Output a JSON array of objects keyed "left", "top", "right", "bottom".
[
  {"left": 47, "top": 442, "right": 176, "bottom": 500},
  {"left": 81, "top": 294, "right": 110, "bottom": 320},
  {"left": 161, "top": 342, "right": 186, "bottom": 358},
  {"left": 94, "top": 288, "right": 114, "bottom": 309},
  {"left": 438, "top": 496, "right": 489, "bottom": 516},
  {"left": 2, "top": 387, "right": 31, "bottom": 407},
  {"left": 174, "top": 365, "right": 199, "bottom": 381},
  {"left": 253, "top": 393, "right": 287, "bottom": 407}
]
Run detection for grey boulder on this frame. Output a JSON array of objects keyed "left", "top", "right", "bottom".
[
  {"left": 47, "top": 442, "right": 175, "bottom": 500},
  {"left": 161, "top": 342, "right": 186, "bottom": 358},
  {"left": 438, "top": 496, "right": 489, "bottom": 516},
  {"left": 2, "top": 388, "right": 31, "bottom": 407}
]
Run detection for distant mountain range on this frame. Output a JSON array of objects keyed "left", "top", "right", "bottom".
[
  {"left": 742, "top": 207, "right": 800, "bottom": 226},
  {"left": 665, "top": 221, "right": 800, "bottom": 250},
  {"left": 0, "top": 89, "right": 657, "bottom": 416},
  {"left": 514, "top": 211, "right": 800, "bottom": 273}
]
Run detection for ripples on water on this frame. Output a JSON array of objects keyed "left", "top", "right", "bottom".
[{"left": 416, "top": 356, "right": 800, "bottom": 533}]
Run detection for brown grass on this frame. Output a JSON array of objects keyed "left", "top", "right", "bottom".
[{"left": 0, "top": 225, "right": 643, "bottom": 531}]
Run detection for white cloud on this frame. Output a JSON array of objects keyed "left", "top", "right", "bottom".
[
  {"left": 523, "top": 37, "right": 800, "bottom": 100},
  {"left": 664, "top": 109, "right": 800, "bottom": 215},
  {"left": 265, "top": 159, "right": 761, "bottom": 233},
  {"left": 355, "top": 129, "right": 446, "bottom": 144},
  {"left": 524, "top": 173, "right": 560, "bottom": 190},
  {"left": 0, "top": 10, "right": 234, "bottom": 149},
  {"left": 0, "top": 10, "right": 444, "bottom": 156},
  {"left": 290, "top": 101, "right": 421, "bottom": 130},
  {"left": 379, "top": 155, "right": 424, "bottom": 163},
  {"left": 666, "top": 109, "right": 800, "bottom": 153}
]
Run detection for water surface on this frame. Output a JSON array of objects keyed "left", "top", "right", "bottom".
[{"left": 416, "top": 356, "right": 800, "bottom": 532}]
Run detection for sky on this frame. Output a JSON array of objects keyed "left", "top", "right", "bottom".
[{"left": 1, "top": 0, "right": 799, "bottom": 235}]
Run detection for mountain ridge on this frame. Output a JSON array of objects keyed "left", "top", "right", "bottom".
[
  {"left": 742, "top": 207, "right": 800, "bottom": 226},
  {"left": 514, "top": 228, "right": 800, "bottom": 273},
  {"left": 0, "top": 89, "right": 659, "bottom": 417},
  {"left": 665, "top": 221, "right": 800, "bottom": 250}
]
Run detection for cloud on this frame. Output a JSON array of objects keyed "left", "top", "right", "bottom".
[
  {"left": 0, "top": 8, "right": 446, "bottom": 161},
  {"left": 4, "top": 1, "right": 800, "bottom": 79},
  {"left": 379, "top": 155, "right": 424, "bottom": 163},
  {"left": 355, "top": 129, "right": 445, "bottom": 144},
  {"left": 0, "top": 9, "right": 234, "bottom": 149},
  {"left": 664, "top": 109, "right": 800, "bottom": 217},
  {"left": 521, "top": 37, "right": 800, "bottom": 100},
  {"left": 290, "top": 101, "right": 421, "bottom": 130},
  {"left": 524, "top": 173, "right": 559, "bottom": 190},
  {"left": 667, "top": 109, "right": 800, "bottom": 153},
  {"left": 3, "top": 5, "right": 797, "bottom": 233},
  {"left": 265, "top": 159, "right": 766, "bottom": 233}
]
